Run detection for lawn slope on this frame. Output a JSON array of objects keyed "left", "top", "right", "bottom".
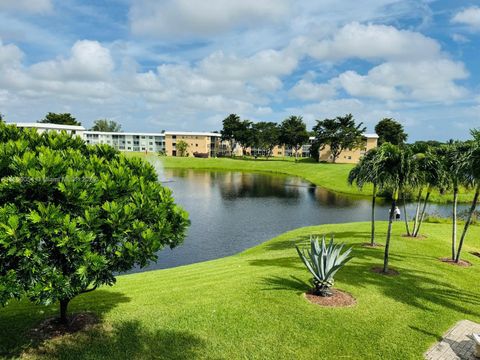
[
  {"left": 1, "top": 222, "right": 480, "bottom": 359},
  {"left": 158, "top": 156, "right": 474, "bottom": 203}
]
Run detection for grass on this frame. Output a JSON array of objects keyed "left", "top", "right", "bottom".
[
  {"left": 151, "top": 155, "right": 474, "bottom": 203},
  {"left": 2, "top": 221, "right": 480, "bottom": 359}
]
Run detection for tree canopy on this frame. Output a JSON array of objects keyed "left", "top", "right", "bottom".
[
  {"left": 312, "top": 114, "right": 366, "bottom": 163},
  {"left": 279, "top": 116, "right": 309, "bottom": 161},
  {"left": 375, "top": 118, "right": 407, "bottom": 145},
  {"left": 91, "top": 119, "right": 122, "bottom": 132},
  {"left": 252, "top": 122, "right": 280, "bottom": 158},
  {"left": 38, "top": 112, "right": 81, "bottom": 126},
  {"left": 0, "top": 123, "right": 189, "bottom": 322}
]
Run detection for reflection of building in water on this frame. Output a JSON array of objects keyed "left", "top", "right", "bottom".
[
  {"left": 218, "top": 172, "right": 302, "bottom": 199},
  {"left": 309, "top": 186, "right": 357, "bottom": 207}
]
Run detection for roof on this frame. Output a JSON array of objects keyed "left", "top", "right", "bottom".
[
  {"left": 364, "top": 133, "right": 379, "bottom": 138},
  {"left": 164, "top": 131, "right": 221, "bottom": 137},
  {"left": 9, "top": 122, "right": 86, "bottom": 131},
  {"left": 84, "top": 131, "right": 165, "bottom": 137}
]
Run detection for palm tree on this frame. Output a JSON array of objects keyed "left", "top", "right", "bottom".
[
  {"left": 374, "top": 143, "right": 407, "bottom": 273},
  {"left": 399, "top": 146, "right": 419, "bottom": 237},
  {"left": 412, "top": 148, "right": 447, "bottom": 237},
  {"left": 348, "top": 149, "right": 379, "bottom": 246},
  {"left": 443, "top": 142, "right": 470, "bottom": 260},
  {"left": 455, "top": 135, "right": 480, "bottom": 262}
]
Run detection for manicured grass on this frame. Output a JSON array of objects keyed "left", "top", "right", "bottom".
[
  {"left": 154, "top": 155, "right": 474, "bottom": 203},
  {"left": 2, "top": 222, "right": 480, "bottom": 359}
]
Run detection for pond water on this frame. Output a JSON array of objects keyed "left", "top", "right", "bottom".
[{"left": 136, "top": 158, "right": 462, "bottom": 272}]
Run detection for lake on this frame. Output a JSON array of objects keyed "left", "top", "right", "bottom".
[{"left": 136, "top": 158, "right": 461, "bottom": 272}]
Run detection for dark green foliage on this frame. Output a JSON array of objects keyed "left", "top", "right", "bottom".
[
  {"left": 0, "top": 123, "right": 189, "bottom": 321},
  {"left": 91, "top": 119, "right": 122, "bottom": 132},
  {"left": 312, "top": 114, "right": 366, "bottom": 163},
  {"left": 375, "top": 118, "right": 408, "bottom": 145},
  {"left": 38, "top": 112, "right": 81, "bottom": 126},
  {"left": 279, "top": 115, "right": 309, "bottom": 161},
  {"left": 251, "top": 122, "right": 280, "bottom": 158}
]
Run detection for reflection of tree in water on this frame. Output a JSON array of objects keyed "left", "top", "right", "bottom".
[
  {"left": 308, "top": 186, "right": 358, "bottom": 207},
  {"left": 218, "top": 172, "right": 301, "bottom": 199}
]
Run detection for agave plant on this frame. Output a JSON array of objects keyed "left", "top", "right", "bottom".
[{"left": 296, "top": 235, "right": 353, "bottom": 297}]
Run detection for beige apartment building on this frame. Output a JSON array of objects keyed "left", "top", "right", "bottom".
[
  {"left": 164, "top": 131, "right": 222, "bottom": 157},
  {"left": 318, "top": 133, "right": 378, "bottom": 163}
]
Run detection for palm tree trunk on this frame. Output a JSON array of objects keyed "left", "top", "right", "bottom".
[
  {"left": 383, "top": 191, "right": 397, "bottom": 273},
  {"left": 370, "top": 184, "right": 377, "bottom": 246},
  {"left": 452, "top": 187, "right": 458, "bottom": 260},
  {"left": 414, "top": 186, "right": 431, "bottom": 237},
  {"left": 412, "top": 188, "right": 423, "bottom": 235},
  {"left": 402, "top": 195, "right": 411, "bottom": 236},
  {"left": 455, "top": 185, "right": 479, "bottom": 263}
]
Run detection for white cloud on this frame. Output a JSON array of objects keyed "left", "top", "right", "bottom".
[
  {"left": 298, "top": 22, "right": 441, "bottom": 62},
  {"left": 0, "top": 0, "right": 52, "bottom": 13},
  {"left": 30, "top": 40, "right": 114, "bottom": 81},
  {"left": 129, "top": 0, "right": 291, "bottom": 38},
  {"left": 290, "top": 79, "right": 337, "bottom": 101},
  {"left": 336, "top": 60, "right": 468, "bottom": 102},
  {"left": 0, "top": 40, "right": 23, "bottom": 69},
  {"left": 452, "top": 6, "right": 480, "bottom": 29},
  {"left": 451, "top": 33, "right": 470, "bottom": 43}
]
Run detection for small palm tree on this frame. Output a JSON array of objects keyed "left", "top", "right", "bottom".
[
  {"left": 374, "top": 143, "right": 407, "bottom": 273},
  {"left": 455, "top": 134, "right": 480, "bottom": 262},
  {"left": 412, "top": 148, "right": 447, "bottom": 237},
  {"left": 443, "top": 142, "right": 470, "bottom": 260},
  {"left": 348, "top": 149, "right": 379, "bottom": 246}
]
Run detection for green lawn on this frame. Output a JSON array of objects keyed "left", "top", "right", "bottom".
[
  {"left": 2, "top": 222, "right": 480, "bottom": 359},
  {"left": 155, "top": 156, "right": 474, "bottom": 203}
]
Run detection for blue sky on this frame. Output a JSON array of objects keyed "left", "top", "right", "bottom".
[{"left": 0, "top": 0, "right": 479, "bottom": 141}]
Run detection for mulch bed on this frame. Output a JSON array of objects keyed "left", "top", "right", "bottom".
[
  {"left": 371, "top": 266, "right": 399, "bottom": 276},
  {"left": 304, "top": 289, "right": 356, "bottom": 307},
  {"left": 29, "top": 312, "right": 99, "bottom": 341},
  {"left": 440, "top": 257, "right": 472, "bottom": 267},
  {"left": 471, "top": 252, "right": 480, "bottom": 258},
  {"left": 401, "top": 234, "right": 427, "bottom": 239},
  {"left": 362, "top": 243, "right": 384, "bottom": 248}
]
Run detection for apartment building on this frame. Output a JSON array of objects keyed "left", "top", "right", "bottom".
[
  {"left": 164, "top": 131, "right": 222, "bottom": 157},
  {"left": 84, "top": 131, "right": 165, "bottom": 152},
  {"left": 8, "top": 123, "right": 378, "bottom": 163},
  {"left": 318, "top": 133, "right": 379, "bottom": 163},
  {"left": 11, "top": 122, "right": 85, "bottom": 137}
]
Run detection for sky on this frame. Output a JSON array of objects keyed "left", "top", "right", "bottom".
[{"left": 0, "top": 0, "right": 479, "bottom": 141}]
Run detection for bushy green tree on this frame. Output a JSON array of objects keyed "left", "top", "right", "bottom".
[
  {"left": 91, "top": 119, "right": 122, "bottom": 132},
  {"left": 252, "top": 122, "right": 279, "bottom": 158},
  {"left": 221, "top": 114, "right": 242, "bottom": 156},
  {"left": 38, "top": 112, "right": 81, "bottom": 126},
  {"left": 279, "top": 116, "right": 309, "bottom": 162},
  {"left": 176, "top": 140, "right": 189, "bottom": 157},
  {"left": 375, "top": 118, "right": 408, "bottom": 145},
  {"left": 0, "top": 124, "right": 189, "bottom": 323},
  {"left": 312, "top": 114, "right": 366, "bottom": 163}
]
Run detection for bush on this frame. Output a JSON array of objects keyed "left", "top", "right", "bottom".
[{"left": 0, "top": 123, "right": 189, "bottom": 322}]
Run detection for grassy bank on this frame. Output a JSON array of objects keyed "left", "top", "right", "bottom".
[
  {"left": 2, "top": 222, "right": 480, "bottom": 359},
  {"left": 157, "top": 156, "right": 474, "bottom": 203}
]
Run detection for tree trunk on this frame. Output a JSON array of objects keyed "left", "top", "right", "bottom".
[
  {"left": 370, "top": 184, "right": 377, "bottom": 246},
  {"left": 295, "top": 146, "right": 299, "bottom": 162},
  {"left": 452, "top": 187, "right": 458, "bottom": 260},
  {"left": 455, "top": 185, "right": 479, "bottom": 263},
  {"left": 59, "top": 298, "right": 71, "bottom": 325},
  {"left": 412, "top": 188, "right": 423, "bottom": 235},
  {"left": 414, "top": 187, "right": 431, "bottom": 237},
  {"left": 402, "top": 195, "right": 411, "bottom": 236},
  {"left": 383, "top": 191, "right": 397, "bottom": 273}
]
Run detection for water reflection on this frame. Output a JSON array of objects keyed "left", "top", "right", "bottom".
[{"left": 131, "top": 161, "right": 465, "bottom": 272}]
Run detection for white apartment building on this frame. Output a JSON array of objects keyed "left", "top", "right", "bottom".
[
  {"left": 11, "top": 123, "right": 85, "bottom": 137},
  {"left": 84, "top": 131, "right": 165, "bottom": 152}
]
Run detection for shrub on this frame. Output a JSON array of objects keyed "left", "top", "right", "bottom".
[
  {"left": 296, "top": 235, "right": 353, "bottom": 297},
  {"left": 0, "top": 123, "right": 189, "bottom": 323}
]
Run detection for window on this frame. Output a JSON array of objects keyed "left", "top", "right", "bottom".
[{"left": 172, "top": 135, "right": 176, "bottom": 139}]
